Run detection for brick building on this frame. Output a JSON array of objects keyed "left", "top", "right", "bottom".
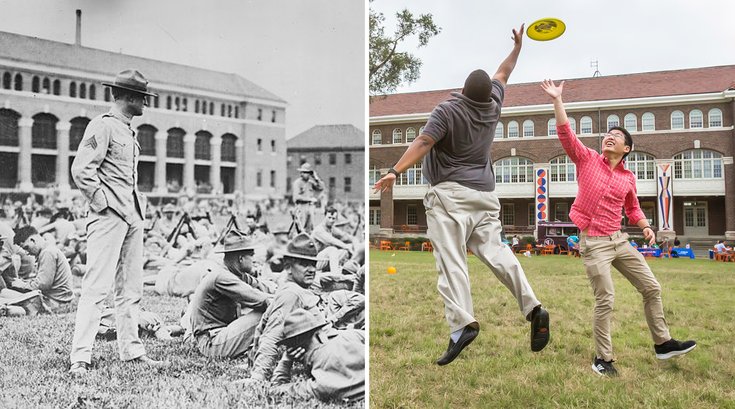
[
  {"left": 0, "top": 20, "right": 287, "bottom": 200},
  {"left": 287, "top": 124, "right": 365, "bottom": 204},
  {"left": 369, "top": 65, "right": 735, "bottom": 243}
]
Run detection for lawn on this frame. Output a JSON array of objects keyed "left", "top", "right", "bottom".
[
  {"left": 0, "top": 287, "right": 363, "bottom": 409},
  {"left": 370, "top": 250, "right": 735, "bottom": 409}
]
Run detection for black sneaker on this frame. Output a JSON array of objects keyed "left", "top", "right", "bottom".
[
  {"left": 436, "top": 326, "right": 479, "bottom": 366},
  {"left": 654, "top": 338, "right": 697, "bottom": 360},
  {"left": 592, "top": 357, "right": 618, "bottom": 377},
  {"left": 529, "top": 306, "right": 550, "bottom": 352}
]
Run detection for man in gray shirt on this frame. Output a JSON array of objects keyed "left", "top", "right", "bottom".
[{"left": 374, "top": 24, "right": 549, "bottom": 366}]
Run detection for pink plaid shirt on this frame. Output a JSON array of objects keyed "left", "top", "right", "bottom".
[{"left": 557, "top": 122, "right": 646, "bottom": 236}]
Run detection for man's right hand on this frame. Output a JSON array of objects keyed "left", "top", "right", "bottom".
[
  {"left": 541, "top": 79, "right": 565, "bottom": 99},
  {"left": 373, "top": 173, "right": 396, "bottom": 194}
]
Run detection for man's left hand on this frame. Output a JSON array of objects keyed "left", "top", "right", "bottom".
[
  {"left": 644, "top": 228, "right": 656, "bottom": 246},
  {"left": 373, "top": 173, "right": 396, "bottom": 194}
]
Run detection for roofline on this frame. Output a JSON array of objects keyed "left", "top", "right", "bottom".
[
  {"left": 0, "top": 50, "right": 286, "bottom": 108},
  {"left": 370, "top": 91, "right": 735, "bottom": 125}
]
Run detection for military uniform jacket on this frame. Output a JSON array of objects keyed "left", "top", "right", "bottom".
[{"left": 71, "top": 107, "right": 146, "bottom": 224}]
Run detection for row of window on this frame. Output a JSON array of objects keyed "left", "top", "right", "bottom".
[
  {"left": 292, "top": 152, "right": 354, "bottom": 167},
  {"left": 369, "top": 149, "right": 724, "bottom": 185},
  {"left": 370, "top": 109, "right": 725, "bottom": 144},
  {"left": 3, "top": 71, "right": 280, "bottom": 123}
]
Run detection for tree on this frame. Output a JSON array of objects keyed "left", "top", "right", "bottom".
[{"left": 369, "top": 2, "right": 440, "bottom": 96}]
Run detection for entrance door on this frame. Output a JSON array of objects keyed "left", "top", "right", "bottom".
[{"left": 683, "top": 202, "right": 708, "bottom": 236}]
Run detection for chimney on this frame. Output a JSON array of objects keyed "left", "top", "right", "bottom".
[{"left": 75, "top": 9, "right": 82, "bottom": 46}]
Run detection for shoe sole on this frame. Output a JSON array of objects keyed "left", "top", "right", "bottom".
[
  {"left": 656, "top": 344, "right": 696, "bottom": 360},
  {"left": 531, "top": 308, "right": 550, "bottom": 352},
  {"left": 436, "top": 330, "right": 479, "bottom": 366}
]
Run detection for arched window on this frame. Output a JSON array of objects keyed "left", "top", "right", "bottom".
[
  {"left": 494, "top": 157, "right": 534, "bottom": 183},
  {"left": 221, "top": 104, "right": 226, "bottom": 116},
  {"left": 495, "top": 122, "right": 504, "bottom": 138},
  {"left": 182, "top": 98, "right": 188, "bottom": 112},
  {"left": 642, "top": 112, "right": 655, "bottom": 131},
  {"left": 671, "top": 110, "right": 684, "bottom": 129},
  {"left": 104, "top": 87, "right": 111, "bottom": 102},
  {"left": 31, "top": 113, "right": 58, "bottom": 149},
  {"left": 137, "top": 124, "right": 157, "bottom": 156},
  {"left": 624, "top": 152, "right": 655, "bottom": 180},
  {"left": 228, "top": 105, "right": 233, "bottom": 118},
  {"left": 507, "top": 121, "right": 519, "bottom": 138},
  {"left": 0, "top": 108, "right": 20, "bottom": 146},
  {"left": 580, "top": 116, "right": 593, "bottom": 134},
  {"left": 32, "top": 76, "right": 40, "bottom": 93},
  {"left": 673, "top": 149, "right": 723, "bottom": 179},
  {"left": 221, "top": 134, "right": 237, "bottom": 162},
  {"left": 623, "top": 113, "right": 637, "bottom": 132},
  {"left": 52, "top": 79, "right": 60, "bottom": 96},
  {"left": 371, "top": 129, "right": 382, "bottom": 145},
  {"left": 2, "top": 72, "right": 11, "bottom": 89},
  {"left": 234, "top": 106, "right": 239, "bottom": 118},
  {"left": 689, "top": 109, "right": 703, "bottom": 129},
  {"left": 522, "top": 120, "right": 534, "bottom": 137},
  {"left": 708, "top": 108, "right": 723, "bottom": 128},
  {"left": 606, "top": 114, "right": 620, "bottom": 130},
  {"left": 42, "top": 78, "right": 50, "bottom": 94},
  {"left": 195, "top": 100, "right": 200, "bottom": 113},
  {"left": 69, "top": 82, "right": 77, "bottom": 98},
  {"left": 405, "top": 127, "right": 416, "bottom": 143},
  {"left": 550, "top": 155, "right": 576, "bottom": 182},
  {"left": 166, "top": 128, "right": 185, "bottom": 158},
  {"left": 79, "top": 83, "right": 86, "bottom": 99},
  {"left": 166, "top": 96, "right": 172, "bottom": 110},
  {"left": 175, "top": 97, "right": 180, "bottom": 111},
  {"left": 392, "top": 128, "right": 403, "bottom": 144},
  {"left": 69, "top": 117, "right": 90, "bottom": 151},
  {"left": 89, "top": 84, "right": 96, "bottom": 100},
  {"left": 569, "top": 117, "right": 576, "bottom": 133},
  {"left": 547, "top": 118, "right": 557, "bottom": 136},
  {"left": 153, "top": 95, "right": 159, "bottom": 108},
  {"left": 201, "top": 100, "right": 207, "bottom": 115},
  {"left": 14, "top": 73, "right": 23, "bottom": 91},
  {"left": 209, "top": 102, "right": 214, "bottom": 115},
  {"left": 195, "top": 131, "right": 212, "bottom": 160}
]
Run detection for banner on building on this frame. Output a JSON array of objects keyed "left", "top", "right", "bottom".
[
  {"left": 656, "top": 161, "right": 674, "bottom": 231},
  {"left": 535, "top": 167, "right": 549, "bottom": 224}
]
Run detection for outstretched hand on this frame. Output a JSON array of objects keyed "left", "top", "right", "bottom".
[
  {"left": 540, "top": 79, "right": 565, "bottom": 99},
  {"left": 512, "top": 23, "right": 525, "bottom": 46},
  {"left": 373, "top": 173, "right": 396, "bottom": 194}
]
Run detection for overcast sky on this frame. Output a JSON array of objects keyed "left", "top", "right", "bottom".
[
  {"left": 0, "top": 0, "right": 365, "bottom": 139},
  {"left": 371, "top": 0, "right": 735, "bottom": 93}
]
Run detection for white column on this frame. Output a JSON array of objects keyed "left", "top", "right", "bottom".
[
  {"left": 235, "top": 139, "right": 245, "bottom": 193},
  {"left": 18, "top": 117, "right": 33, "bottom": 192},
  {"left": 183, "top": 133, "right": 195, "bottom": 194},
  {"left": 56, "top": 122, "right": 71, "bottom": 191},
  {"left": 209, "top": 135, "right": 222, "bottom": 194},
  {"left": 154, "top": 132, "right": 167, "bottom": 194}
]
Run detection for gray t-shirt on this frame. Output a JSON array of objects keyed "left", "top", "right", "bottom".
[{"left": 421, "top": 80, "right": 504, "bottom": 192}]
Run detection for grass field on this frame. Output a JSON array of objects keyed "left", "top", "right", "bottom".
[
  {"left": 370, "top": 250, "right": 735, "bottom": 408},
  {"left": 0, "top": 286, "right": 363, "bottom": 409}
]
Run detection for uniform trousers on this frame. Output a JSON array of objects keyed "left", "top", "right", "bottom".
[
  {"left": 70, "top": 209, "right": 146, "bottom": 364},
  {"left": 424, "top": 182, "right": 541, "bottom": 333},
  {"left": 579, "top": 230, "right": 671, "bottom": 361}
]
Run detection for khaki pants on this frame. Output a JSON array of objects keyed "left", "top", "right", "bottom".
[
  {"left": 424, "top": 182, "right": 541, "bottom": 333},
  {"left": 195, "top": 309, "right": 264, "bottom": 359},
  {"left": 579, "top": 231, "right": 671, "bottom": 361},
  {"left": 70, "top": 209, "right": 146, "bottom": 364}
]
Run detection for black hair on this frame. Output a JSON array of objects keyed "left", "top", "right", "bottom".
[
  {"left": 13, "top": 225, "right": 38, "bottom": 246},
  {"left": 462, "top": 69, "right": 492, "bottom": 103},
  {"left": 608, "top": 126, "right": 633, "bottom": 161},
  {"left": 325, "top": 206, "right": 338, "bottom": 215}
]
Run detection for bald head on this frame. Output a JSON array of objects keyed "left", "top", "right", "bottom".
[{"left": 462, "top": 69, "right": 492, "bottom": 102}]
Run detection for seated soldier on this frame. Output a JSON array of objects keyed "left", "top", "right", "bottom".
[
  {"left": 248, "top": 233, "right": 327, "bottom": 383},
  {"left": 14, "top": 226, "right": 73, "bottom": 313},
  {"left": 266, "top": 223, "right": 291, "bottom": 273},
  {"left": 311, "top": 206, "right": 353, "bottom": 274},
  {"left": 189, "top": 230, "right": 275, "bottom": 359},
  {"left": 270, "top": 308, "right": 365, "bottom": 402},
  {"left": 156, "top": 203, "right": 179, "bottom": 239}
]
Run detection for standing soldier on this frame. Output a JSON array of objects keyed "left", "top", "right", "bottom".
[
  {"left": 291, "top": 163, "right": 324, "bottom": 232},
  {"left": 69, "top": 69, "right": 167, "bottom": 374}
]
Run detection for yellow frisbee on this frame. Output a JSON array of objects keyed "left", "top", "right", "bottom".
[{"left": 527, "top": 18, "right": 566, "bottom": 41}]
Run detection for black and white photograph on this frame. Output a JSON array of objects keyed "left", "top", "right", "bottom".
[{"left": 0, "top": 0, "right": 365, "bottom": 407}]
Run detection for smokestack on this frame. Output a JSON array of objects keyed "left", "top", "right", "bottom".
[{"left": 75, "top": 9, "right": 81, "bottom": 46}]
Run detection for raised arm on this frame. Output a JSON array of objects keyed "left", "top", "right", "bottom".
[
  {"left": 541, "top": 79, "right": 593, "bottom": 163},
  {"left": 540, "top": 79, "right": 568, "bottom": 125},
  {"left": 492, "top": 24, "right": 524, "bottom": 87}
]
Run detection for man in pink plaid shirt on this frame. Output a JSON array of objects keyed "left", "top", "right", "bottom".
[{"left": 541, "top": 79, "right": 696, "bottom": 377}]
